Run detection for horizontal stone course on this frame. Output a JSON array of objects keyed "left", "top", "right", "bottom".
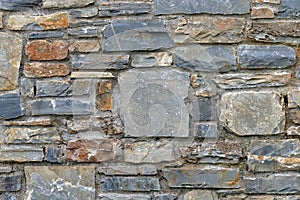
[{"left": 99, "top": 2, "right": 151, "bottom": 16}]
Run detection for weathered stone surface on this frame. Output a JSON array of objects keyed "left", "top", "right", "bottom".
[
  {"left": 194, "top": 122, "right": 218, "bottom": 139},
  {"left": 190, "top": 98, "right": 217, "bottom": 121},
  {"left": 45, "top": 147, "right": 63, "bottom": 163},
  {"left": 244, "top": 174, "right": 300, "bottom": 194},
  {"left": 71, "top": 72, "right": 114, "bottom": 79},
  {"left": 253, "top": 0, "right": 280, "bottom": 3},
  {"left": 288, "top": 90, "right": 300, "bottom": 108},
  {"left": 0, "top": 166, "right": 12, "bottom": 173},
  {"left": 279, "top": 0, "right": 300, "bottom": 18},
  {"left": 162, "top": 166, "right": 241, "bottom": 188},
  {"left": 214, "top": 72, "right": 291, "bottom": 89},
  {"left": 101, "top": 177, "right": 160, "bottom": 192},
  {"left": 0, "top": 0, "right": 41, "bottom": 10},
  {"left": 183, "top": 190, "right": 218, "bottom": 200},
  {"left": 287, "top": 126, "right": 300, "bottom": 136},
  {"left": 31, "top": 99, "right": 92, "bottom": 115},
  {"left": 29, "top": 31, "right": 65, "bottom": 39},
  {"left": 0, "top": 145, "right": 44, "bottom": 162},
  {"left": 69, "top": 40, "right": 100, "bottom": 52},
  {"left": 238, "top": 45, "right": 296, "bottom": 69},
  {"left": 24, "top": 63, "right": 70, "bottom": 78},
  {"left": 99, "top": 2, "right": 150, "bottom": 16},
  {"left": 70, "top": 7, "right": 98, "bottom": 18},
  {"left": 119, "top": 69, "right": 189, "bottom": 137},
  {"left": 131, "top": 52, "right": 173, "bottom": 68},
  {"left": 0, "top": 175, "right": 21, "bottom": 192},
  {"left": 36, "top": 80, "right": 71, "bottom": 97},
  {"left": 290, "top": 109, "right": 300, "bottom": 124},
  {"left": 8, "top": 12, "right": 69, "bottom": 31},
  {"left": 154, "top": 0, "right": 250, "bottom": 15},
  {"left": 248, "top": 139, "right": 300, "bottom": 172},
  {"left": 173, "top": 45, "right": 236, "bottom": 72},
  {"left": 69, "top": 19, "right": 108, "bottom": 28},
  {"left": 0, "top": 33, "right": 22, "bottom": 91},
  {"left": 0, "top": 12, "right": 2, "bottom": 28},
  {"left": 98, "top": 193, "right": 151, "bottom": 200},
  {"left": 68, "top": 27, "right": 101, "bottom": 38},
  {"left": 43, "top": 0, "right": 94, "bottom": 8},
  {"left": 219, "top": 91, "right": 285, "bottom": 136},
  {"left": 3, "top": 117, "right": 52, "bottom": 126},
  {"left": 297, "top": 67, "right": 300, "bottom": 79},
  {"left": 98, "top": 164, "right": 156, "bottom": 175},
  {"left": 97, "top": 80, "right": 113, "bottom": 111},
  {"left": 71, "top": 53, "right": 129, "bottom": 70},
  {"left": 72, "top": 79, "right": 91, "bottom": 96},
  {"left": 24, "top": 166, "right": 95, "bottom": 200},
  {"left": 222, "top": 195, "right": 300, "bottom": 200},
  {"left": 167, "top": 16, "right": 246, "bottom": 43},
  {"left": 154, "top": 194, "right": 177, "bottom": 200},
  {"left": 26, "top": 40, "right": 68, "bottom": 61},
  {"left": 251, "top": 7, "right": 275, "bottom": 19},
  {"left": 0, "top": 94, "right": 22, "bottom": 120},
  {"left": 102, "top": 20, "right": 174, "bottom": 51},
  {"left": 21, "top": 78, "right": 34, "bottom": 97},
  {"left": 66, "top": 139, "right": 121, "bottom": 162}
]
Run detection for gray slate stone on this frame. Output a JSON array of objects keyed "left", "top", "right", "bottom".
[
  {"left": 244, "top": 174, "right": 300, "bottom": 194},
  {"left": 102, "top": 20, "right": 174, "bottom": 51},
  {"left": 0, "top": 145, "right": 44, "bottom": 162},
  {"left": 28, "top": 31, "right": 64, "bottom": 39},
  {"left": 238, "top": 45, "right": 296, "bottom": 69},
  {"left": 0, "top": 94, "right": 22, "bottom": 120},
  {"left": 42, "top": 0, "right": 94, "bottom": 8},
  {"left": 70, "top": 7, "right": 98, "bottom": 18},
  {"left": 191, "top": 98, "right": 217, "bottom": 121},
  {"left": 279, "top": 0, "right": 300, "bottom": 18},
  {"left": 99, "top": 2, "right": 151, "bottom": 16},
  {"left": 119, "top": 69, "right": 189, "bottom": 137},
  {"left": 45, "top": 147, "right": 62, "bottom": 163},
  {"left": 68, "top": 27, "right": 100, "bottom": 38},
  {"left": 0, "top": 0, "right": 41, "bottom": 11},
  {"left": 153, "top": 194, "right": 177, "bottom": 200},
  {"left": 194, "top": 122, "right": 218, "bottom": 139},
  {"left": 36, "top": 80, "right": 71, "bottom": 97},
  {"left": 154, "top": 0, "right": 250, "bottom": 15},
  {"left": 98, "top": 164, "right": 157, "bottom": 175},
  {"left": 173, "top": 45, "right": 237, "bottom": 72},
  {"left": 21, "top": 78, "right": 34, "bottom": 97},
  {"left": 0, "top": 175, "right": 21, "bottom": 192},
  {"left": 98, "top": 193, "right": 151, "bottom": 200},
  {"left": 101, "top": 177, "right": 160, "bottom": 192},
  {"left": 297, "top": 67, "right": 300, "bottom": 79},
  {"left": 131, "top": 52, "right": 173, "bottom": 68}
]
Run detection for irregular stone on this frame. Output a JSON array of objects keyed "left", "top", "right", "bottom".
[
  {"left": 279, "top": 0, "right": 300, "bottom": 18},
  {"left": 183, "top": 190, "right": 217, "bottom": 200},
  {"left": 24, "top": 166, "right": 95, "bottom": 200},
  {"left": 31, "top": 99, "right": 92, "bottom": 115},
  {"left": 71, "top": 53, "right": 129, "bottom": 70},
  {"left": 25, "top": 40, "right": 68, "bottom": 61},
  {"left": 68, "top": 27, "right": 101, "bottom": 38},
  {"left": 0, "top": 94, "right": 22, "bottom": 120},
  {"left": 290, "top": 109, "right": 300, "bottom": 124},
  {"left": 66, "top": 117, "right": 102, "bottom": 133},
  {"left": 66, "top": 139, "right": 121, "bottom": 162},
  {"left": 244, "top": 174, "right": 300, "bottom": 194},
  {"left": 248, "top": 139, "right": 300, "bottom": 172},
  {"left": 42, "top": 0, "right": 94, "bottom": 8},
  {"left": 36, "top": 80, "right": 71, "bottom": 97},
  {"left": 69, "top": 40, "right": 100, "bottom": 52},
  {"left": 214, "top": 72, "right": 291, "bottom": 89},
  {"left": 251, "top": 7, "right": 275, "bottom": 19},
  {"left": 99, "top": 2, "right": 151, "bottom": 16},
  {"left": 100, "top": 115, "right": 124, "bottom": 135},
  {"left": 0, "top": 12, "right": 2, "bottom": 28},
  {"left": 287, "top": 126, "right": 300, "bottom": 136},
  {"left": 153, "top": 194, "right": 177, "bottom": 200},
  {"left": 219, "top": 91, "right": 285, "bottom": 136},
  {"left": 102, "top": 20, "right": 174, "bottom": 51},
  {"left": 190, "top": 98, "right": 217, "bottom": 121},
  {"left": 154, "top": 0, "right": 250, "bottom": 15},
  {"left": 0, "top": 0, "right": 41, "bottom": 10},
  {"left": 119, "top": 69, "right": 189, "bottom": 137},
  {"left": 71, "top": 72, "right": 114, "bottom": 79},
  {"left": 162, "top": 166, "right": 241, "bottom": 188},
  {"left": 98, "top": 193, "right": 151, "bottom": 200},
  {"left": 131, "top": 52, "right": 173, "bottom": 68},
  {"left": 238, "top": 45, "right": 296, "bottom": 69},
  {"left": 173, "top": 45, "right": 236, "bottom": 72},
  {"left": 0, "top": 145, "right": 44, "bottom": 162},
  {"left": 45, "top": 147, "right": 63, "bottom": 163},
  {"left": 24, "top": 63, "right": 70, "bottom": 78},
  {"left": 288, "top": 90, "right": 300, "bottom": 108},
  {"left": 0, "top": 33, "right": 23, "bottom": 91},
  {"left": 3, "top": 117, "right": 52, "bottom": 126},
  {"left": 21, "top": 78, "right": 34, "bottom": 97},
  {"left": 97, "top": 80, "right": 112, "bottom": 111},
  {"left": 70, "top": 7, "right": 98, "bottom": 18},
  {"left": 101, "top": 177, "right": 160, "bottom": 192},
  {"left": 167, "top": 16, "right": 246, "bottom": 43},
  {"left": 0, "top": 175, "right": 21, "bottom": 192},
  {"left": 194, "top": 122, "right": 218, "bottom": 139},
  {"left": 28, "top": 31, "right": 65, "bottom": 39},
  {"left": 8, "top": 12, "right": 69, "bottom": 31},
  {"left": 98, "top": 164, "right": 156, "bottom": 175}
]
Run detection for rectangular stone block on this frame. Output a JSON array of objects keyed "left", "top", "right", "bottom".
[
  {"left": 24, "top": 63, "right": 70, "bottom": 78},
  {"left": 0, "top": 145, "right": 44, "bottom": 162},
  {"left": 98, "top": 164, "right": 156, "bottom": 175},
  {"left": 71, "top": 72, "right": 114, "bottom": 79},
  {"left": 99, "top": 2, "right": 151, "bottom": 16},
  {"left": 131, "top": 52, "right": 173, "bottom": 68},
  {"left": 3, "top": 117, "right": 52, "bottom": 126},
  {"left": 21, "top": 78, "right": 34, "bottom": 97},
  {"left": 0, "top": 94, "right": 22, "bottom": 120},
  {"left": 68, "top": 27, "right": 101, "bottom": 38},
  {"left": 0, "top": 175, "right": 21, "bottom": 192},
  {"left": 0, "top": 0, "right": 41, "bottom": 10},
  {"left": 162, "top": 166, "right": 241, "bottom": 188},
  {"left": 70, "top": 7, "right": 98, "bottom": 18},
  {"left": 248, "top": 139, "right": 300, "bottom": 172},
  {"left": 223, "top": 195, "right": 300, "bottom": 200},
  {"left": 28, "top": 31, "right": 65, "bottom": 39},
  {"left": 191, "top": 98, "right": 217, "bottom": 121},
  {"left": 253, "top": 0, "right": 280, "bottom": 3},
  {"left": 102, "top": 20, "right": 174, "bottom": 51},
  {"left": 0, "top": 12, "right": 2, "bottom": 28},
  {"left": 45, "top": 147, "right": 63, "bottom": 163},
  {"left": 251, "top": 7, "right": 275, "bottom": 19},
  {"left": 154, "top": 0, "right": 250, "bottom": 15},
  {"left": 42, "top": 0, "right": 94, "bottom": 8},
  {"left": 97, "top": 80, "right": 113, "bottom": 111},
  {"left": 287, "top": 126, "right": 300, "bottom": 136},
  {"left": 194, "top": 122, "right": 218, "bottom": 139},
  {"left": 98, "top": 193, "right": 151, "bottom": 200},
  {"left": 101, "top": 177, "right": 160, "bottom": 192},
  {"left": 69, "top": 40, "right": 100, "bottom": 52},
  {"left": 36, "top": 80, "right": 71, "bottom": 97},
  {"left": 290, "top": 109, "right": 300, "bottom": 124},
  {"left": 279, "top": 0, "right": 300, "bottom": 18}
]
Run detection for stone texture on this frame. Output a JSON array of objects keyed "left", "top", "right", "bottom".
[
  {"left": 0, "top": 94, "right": 22, "bottom": 120},
  {"left": 66, "top": 139, "right": 121, "bottom": 162},
  {"left": 28, "top": 31, "right": 65, "bottom": 39},
  {"left": 97, "top": 80, "right": 113, "bottom": 111},
  {"left": 45, "top": 147, "right": 63, "bottom": 163},
  {"left": 190, "top": 98, "right": 217, "bottom": 121},
  {"left": 71, "top": 53, "right": 129, "bottom": 70},
  {"left": 253, "top": 0, "right": 280, "bottom": 3},
  {"left": 244, "top": 174, "right": 300, "bottom": 194},
  {"left": 167, "top": 16, "right": 246, "bottom": 43},
  {"left": 214, "top": 72, "right": 291, "bottom": 89},
  {"left": 98, "top": 193, "right": 151, "bottom": 200},
  {"left": 154, "top": 0, "right": 250, "bottom": 15},
  {"left": 222, "top": 195, "right": 300, "bottom": 200},
  {"left": 279, "top": 0, "right": 300, "bottom": 18},
  {"left": 98, "top": 164, "right": 157, "bottom": 175},
  {"left": 42, "top": 0, "right": 94, "bottom": 8},
  {"left": 297, "top": 67, "right": 300, "bottom": 79},
  {"left": 0, "top": 12, "right": 2, "bottom": 28},
  {"left": 0, "top": 145, "right": 44, "bottom": 162},
  {"left": 24, "top": 63, "right": 70, "bottom": 78},
  {"left": 0, "top": 175, "right": 21, "bottom": 192},
  {"left": 287, "top": 126, "right": 300, "bottom": 136},
  {"left": 251, "top": 7, "right": 275, "bottom": 19},
  {"left": 173, "top": 45, "right": 236, "bottom": 72},
  {"left": 101, "top": 177, "right": 160, "bottom": 192},
  {"left": 3, "top": 117, "right": 52, "bottom": 126},
  {"left": 0, "top": 0, "right": 41, "bottom": 10},
  {"left": 99, "top": 2, "right": 151, "bottom": 16},
  {"left": 288, "top": 90, "right": 300, "bottom": 108},
  {"left": 119, "top": 69, "right": 189, "bottom": 137},
  {"left": 194, "top": 122, "right": 218, "bottom": 139},
  {"left": 21, "top": 78, "right": 34, "bottom": 97},
  {"left": 0, "top": 33, "right": 23, "bottom": 91},
  {"left": 238, "top": 45, "right": 296, "bottom": 69},
  {"left": 162, "top": 166, "right": 241, "bottom": 188},
  {"left": 70, "top": 7, "right": 98, "bottom": 18},
  {"left": 69, "top": 40, "right": 100, "bottom": 52},
  {"left": 183, "top": 190, "right": 217, "bottom": 200},
  {"left": 290, "top": 109, "right": 300, "bottom": 124},
  {"left": 154, "top": 194, "right": 177, "bottom": 200},
  {"left": 0, "top": 166, "right": 12, "bottom": 173},
  {"left": 8, "top": 12, "right": 69, "bottom": 31},
  {"left": 248, "top": 139, "right": 300, "bottom": 172},
  {"left": 131, "top": 52, "right": 173, "bottom": 68},
  {"left": 68, "top": 27, "right": 101, "bottom": 38},
  {"left": 24, "top": 166, "right": 95, "bottom": 200},
  {"left": 219, "top": 91, "right": 285, "bottom": 136},
  {"left": 36, "top": 80, "right": 71, "bottom": 97},
  {"left": 25, "top": 40, "right": 68, "bottom": 61},
  {"left": 71, "top": 72, "right": 114, "bottom": 79},
  {"left": 102, "top": 20, "right": 174, "bottom": 51}
]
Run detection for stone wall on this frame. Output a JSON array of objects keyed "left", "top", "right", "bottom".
[{"left": 0, "top": 0, "right": 299, "bottom": 199}]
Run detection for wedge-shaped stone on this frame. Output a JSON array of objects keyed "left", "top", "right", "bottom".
[
  {"left": 99, "top": 2, "right": 151, "bottom": 16},
  {"left": 0, "top": 0, "right": 41, "bottom": 10},
  {"left": 0, "top": 94, "right": 22, "bottom": 120},
  {"left": 42, "top": 0, "right": 94, "bottom": 8},
  {"left": 0, "top": 145, "right": 44, "bottom": 162}
]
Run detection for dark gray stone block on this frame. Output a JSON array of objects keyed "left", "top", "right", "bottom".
[
  {"left": 0, "top": 175, "right": 21, "bottom": 192},
  {"left": 0, "top": 94, "right": 22, "bottom": 120},
  {"left": 99, "top": 2, "right": 150, "bottom": 16},
  {"left": 279, "top": 0, "right": 300, "bottom": 18},
  {"left": 28, "top": 31, "right": 64, "bottom": 39},
  {"left": 0, "top": 0, "right": 41, "bottom": 11},
  {"left": 297, "top": 67, "right": 300, "bottom": 79},
  {"left": 70, "top": 7, "right": 98, "bottom": 18},
  {"left": 36, "top": 80, "right": 71, "bottom": 97},
  {"left": 191, "top": 98, "right": 217, "bottom": 121},
  {"left": 195, "top": 122, "right": 218, "bottom": 139},
  {"left": 68, "top": 27, "right": 100, "bottom": 38}
]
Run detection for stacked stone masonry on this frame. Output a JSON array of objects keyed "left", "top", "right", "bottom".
[{"left": 0, "top": 0, "right": 300, "bottom": 199}]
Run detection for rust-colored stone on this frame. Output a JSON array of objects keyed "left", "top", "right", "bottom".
[
  {"left": 97, "top": 81, "right": 113, "bottom": 111},
  {"left": 25, "top": 40, "right": 68, "bottom": 61},
  {"left": 251, "top": 7, "right": 274, "bottom": 19},
  {"left": 38, "top": 12, "right": 69, "bottom": 30},
  {"left": 24, "top": 63, "right": 70, "bottom": 78}
]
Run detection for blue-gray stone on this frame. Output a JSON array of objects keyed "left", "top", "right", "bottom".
[
  {"left": 0, "top": 94, "right": 22, "bottom": 120},
  {"left": 70, "top": 7, "right": 98, "bottom": 18},
  {"left": 101, "top": 20, "right": 174, "bottom": 51},
  {"left": 69, "top": 20, "right": 108, "bottom": 28},
  {"left": 28, "top": 31, "right": 64, "bottom": 39},
  {"left": 4, "top": 194, "right": 17, "bottom": 200},
  {"left": 68, "top": 27, "right": 101, "bottom": 38},
  {"left": 21, "top": 78, "right": 34, "bottom": 97},
  {"left": 0, "top": 175, "right": 21, "bottom": 192},
  {"left": 191, "top": 98, "right": 217, "bottom": 121},
  {"left": 36, "top": 80, "right": 71, "bottom": 97},
  {"left": 154, "top": 0, "right": 250, "bottom": 15},
  {"left": 195, "top": 122, "right": 218, "bottom": 139},
  {"left": 45, "top": 147, "right": 62, "bottom": 163},
  {"left": 153, "top": 194, "right": 177, "bottom": 200},
  {"left": 0, "top": 0, "right": 41, "bottom": 11},
  {"left": 99, "top": 2, "right": 151, "bottom": 16},
  {"left": 98, "top": 193, "right": 151, "bottom": 200},
  {"left": 238, "top": 45, "right": 296, "bottom": 69},
  {"left": 297, "top": 67, "right": 300, "bottom": 79},
  {"left": 279, "top": 0, "right": 300, "bottom": 18}
]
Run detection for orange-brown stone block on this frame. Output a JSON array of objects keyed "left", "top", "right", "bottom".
[
  {"left": 251, "top": 7, "right": 274, "bottom": 19},
  {"left": 24, "top": 63, "right": 70, "bottom": 78},
  {"left": 97, "top": 81, "right": 113, "bottom": 111}
]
